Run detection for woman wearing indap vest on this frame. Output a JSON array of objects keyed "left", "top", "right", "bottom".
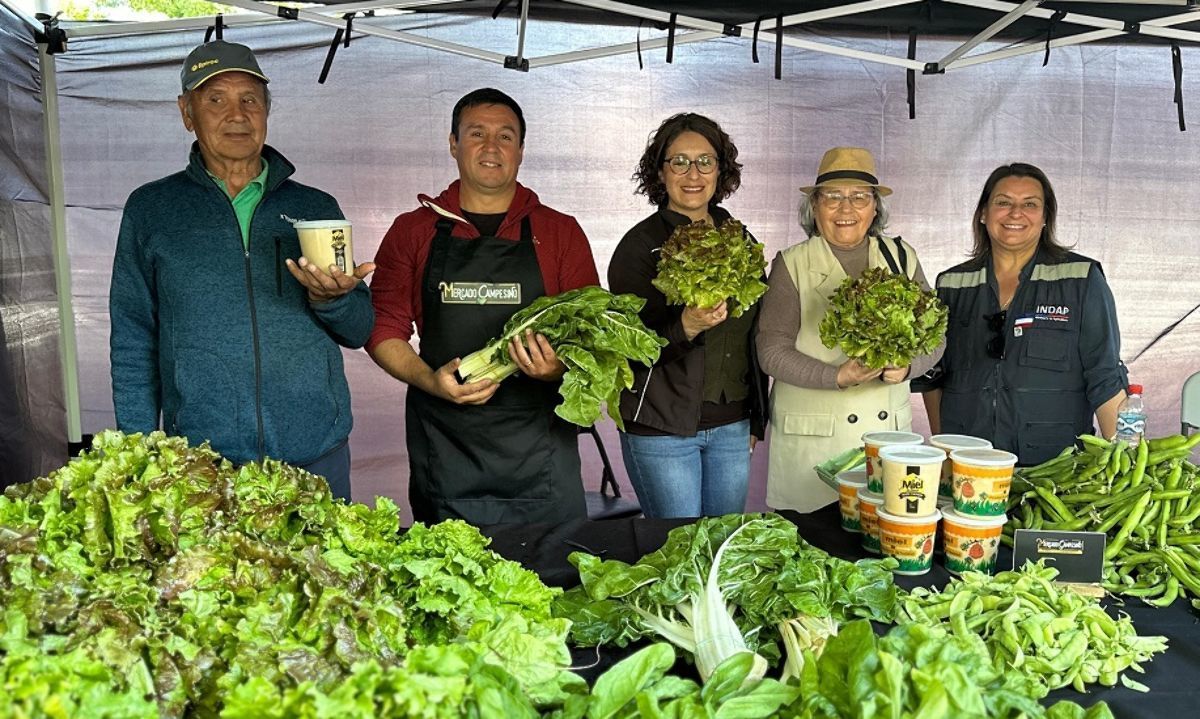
[{"left": 919, "top": 163, "right": 1127, "bottom": 465}]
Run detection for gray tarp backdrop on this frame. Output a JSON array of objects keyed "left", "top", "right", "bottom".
[
  {"left": 2, "top": 7, "right": 1198, "bottom": 520},
  {"left": 1, "top": 2, "right": 63, "bottom": 487}
]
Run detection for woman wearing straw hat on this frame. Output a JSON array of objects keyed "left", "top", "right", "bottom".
[{"left": 756, "top": 147, "right": 943, "bottom": 513}]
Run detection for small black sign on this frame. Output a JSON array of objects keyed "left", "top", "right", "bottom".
[{"left": 1012, "top": 529, "right": 1106, "bottom": 584}]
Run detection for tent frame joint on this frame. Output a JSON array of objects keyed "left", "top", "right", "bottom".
[
  {"left": 722, "top": 23, "right": 742, "bottom": 37},
  {"left": 504, "top": 55, "right": 530, "bottom": 71},
  {"left": 277, "top": 6, "right": 299, "bottom": 20},
  {"left": 34, "top": 12, "right": 67, "bottom": 54},
  {"left": 1124, "top": 21, "right": 1140, "bottom": 36}
]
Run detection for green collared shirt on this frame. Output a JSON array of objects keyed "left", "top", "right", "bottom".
[{"left": 208, "top": 161, "right": 268, "bottom": 248}]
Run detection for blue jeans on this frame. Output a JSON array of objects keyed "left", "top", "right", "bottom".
[{"left": 619, "top": 420, "right": 751, "bottom": 518}]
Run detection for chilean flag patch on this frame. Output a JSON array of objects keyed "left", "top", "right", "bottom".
[{"left": 1013, "top": 316, "right": 1034, "bottom": 337}]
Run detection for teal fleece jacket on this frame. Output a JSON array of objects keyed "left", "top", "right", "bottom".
[{"left": 109, "top": 144, "right": 373, "bottom": 466}]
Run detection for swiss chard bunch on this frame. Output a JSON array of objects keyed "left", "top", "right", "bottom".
[
  {"left": 818, "top": 266, "right": 948, "bottom": 370},
  {"left": 652, "top": 219, "right": 767, "bottom": 316},
  {"left": 456, "top": 286, "right": 667, "bottom": 429},
  {"left": 553, "top": 514, "right": 902, "bottom": 683}
]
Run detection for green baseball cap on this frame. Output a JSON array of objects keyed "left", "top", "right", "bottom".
[{"left": 180, "top": 40, "right": 269, "bottom": 92}]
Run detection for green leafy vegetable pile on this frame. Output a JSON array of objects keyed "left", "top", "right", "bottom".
[
  {"left": 900, "top": 562, "right": 1167, "bottom": 694},
  {"left": 456, "top": 286, "right": 667, "bottom": 429},
  {"left": 553, "top": 514, "right": 901, "bottom": 681},
  {"left": 651, "top": 219, "right": 768, "bottom": 316},
  {"left": 782, "top": 620, "right": 1114, "bottom": 719},
  {"left": 549, "top": 643, "right": 799, "bottom": 719},
  {"left": 0, "top": 431, "right": 580, "bottom": 717},
  {"left": 818, "top": 266, "right": 948, "bottom": 369}
]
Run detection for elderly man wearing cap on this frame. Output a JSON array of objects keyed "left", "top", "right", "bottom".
[
  {"left": 755, "top": 147, "right": 943, "bottom": 513},
  {"left": 109, "top": 41, "right": 374, "bottom": 500}
]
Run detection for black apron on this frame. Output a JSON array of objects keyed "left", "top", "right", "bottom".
[{"left": 406, "top": 216, "right": 585, "bottom": 525}]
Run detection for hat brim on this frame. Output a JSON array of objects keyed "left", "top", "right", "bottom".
[
  {"left": 186, "top": 68, "right": 270, "bottom": 92},
  {"left": 800, "top": 178, "right": 893, "bottom": 196}
]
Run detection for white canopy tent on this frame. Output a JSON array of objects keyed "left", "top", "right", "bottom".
[{"left": 1, "top": 0, "right": 1197, "bottom": 519}]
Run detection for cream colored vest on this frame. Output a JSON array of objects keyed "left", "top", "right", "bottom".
[{"left": 766, "top": 236, "right": 916, "bottom": 512}]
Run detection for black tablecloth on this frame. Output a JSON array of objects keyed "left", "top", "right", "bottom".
[{"left": 481, "top": 506, "right": 1200, "bottom": 718}]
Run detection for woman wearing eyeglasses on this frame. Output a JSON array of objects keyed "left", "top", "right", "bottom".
[
  {"left": 920, "top": 163, "right": 1126, "bottom": 465},
  {"left": 607, "top": 113, "right": 769, "bottom": 518},
  {"left": 756, "top": 147, "right": 942, "bottom": 513}
]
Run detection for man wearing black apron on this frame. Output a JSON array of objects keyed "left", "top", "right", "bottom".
[{"left": 367, "top": 89, "right": 600, "bottom": 525}]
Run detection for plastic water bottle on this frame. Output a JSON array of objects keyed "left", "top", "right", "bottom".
[{"left": 1115, "top": 384, "right": 1146, "bottom": 448}]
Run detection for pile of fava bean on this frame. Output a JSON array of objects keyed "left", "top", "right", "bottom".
[{"left": 1006, "top": 433, "right": 1200, "bottom": 608}]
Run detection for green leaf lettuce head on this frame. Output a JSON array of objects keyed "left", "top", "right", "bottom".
[
  {"left": 455, "top": 286, "right": 668, "bottom": 429},
  {"left": 0, "top": 431, "right": 579, "bottom": 717},
  {"left": 651, "top": 219, "right": 768, "bottom": 316},
  {"left": 818, "top": 266, "right": 948, "bottom": 370}
]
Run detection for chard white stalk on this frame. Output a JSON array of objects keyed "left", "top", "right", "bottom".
[
  {"left": 455, "top": 304, "right": 560, "bottom": 383},
  {"left": 633, "top": 519, "right": 768, "bottom": 685},
  {"left": 778, "top": 615, "right": 839, "bottom": 682}
]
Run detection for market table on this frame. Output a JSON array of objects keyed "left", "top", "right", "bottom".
[{"left": 480, "top": 506, "right": 1200, "bottom": 718}]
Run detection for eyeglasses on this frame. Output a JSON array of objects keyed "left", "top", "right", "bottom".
[
  {"left": 817, "top": 190, "right": 874, "bottom": 209},
  {"left": 664, "top": 154, "right": 718, "bottom": 175},
  {"left": 985, "top": 310, "right": 1007, "bottom": 359}
]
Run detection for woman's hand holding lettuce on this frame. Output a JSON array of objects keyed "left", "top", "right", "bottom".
[{"left": 819, "top": 266, "right": 948, "bottom": 370}]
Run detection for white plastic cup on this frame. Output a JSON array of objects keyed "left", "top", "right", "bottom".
[
  {"left": 862, "top": 430, "right": 924, "bottom": 493},
  {"left": 857, "top": 488, "right": 885, "bottom": 555},
  {"left": 950, "top": 448, "right": 1019, "bottom": 517},
  {"left": 930, "top": 434, "right": 993, "bottom": 500},
  {"left": 294, "top": 220, "right": 354, "bottom": 274},
  {"left": 941, "top": 507, "right": 1008, "bottom": 576},
  {"left": 879, "top": 444, "right": 946, "bottom": 517},
  {"left": 877, "top": 508, "right": 942, "bottom": 576},
  {"left": 837, "top": 471, "right": 868, "bottom": 533}
]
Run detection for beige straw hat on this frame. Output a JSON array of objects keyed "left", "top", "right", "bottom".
[{"left": 800, "top": 147, "right": 892, "bottom": 196}]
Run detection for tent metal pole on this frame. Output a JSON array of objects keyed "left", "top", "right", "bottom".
[
  {"left": 772, "top": 0, "right": 925, "bottom": 26},
  {"left": 939, "top": 3, "right": 1200, "bottom": 70},
  {"left": 563, "top": 0, "right": 923, "bottom": 29},
  {"left": 1136, "top": 24, "right": 1200, "bottom": 44},
  {"left": 528, "top": 31, "right": 722, "bottom": 68},
  {"left": 936, "top": 0, "right": 1041, "bottom": 71},
  {"left": 943, "top": 0, "right": 1125, "bottom": 31},
  {"left": 514, "top": 0, "right": 530, "bottom": 67},
  {"left": 37, "top": 45, "right": 82, "bottom": 443},
  {"left": 947, "top": 28, "right": 1121, "bottom": 69},
  {"left": 560, "top": 0, "right": 924, "bottom": 70},
  {"left": 218, "top": 0, "right": 510, "bottom": 65},
  {"left": 781, "top": 38, "right": 923, "bottom": 70},
  {"left": 951, "top": 11, "right": 1200, "bottom": 71},
  {"left": 63, "top": 0, "right": 464, "bottom": 40},
  {"left": 0, "top": 0, "right": 40, "bottom": 32}
]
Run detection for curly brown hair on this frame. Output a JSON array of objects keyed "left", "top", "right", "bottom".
[{"left": 633, "top": 113, "right": 742, "bottom": 208}]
